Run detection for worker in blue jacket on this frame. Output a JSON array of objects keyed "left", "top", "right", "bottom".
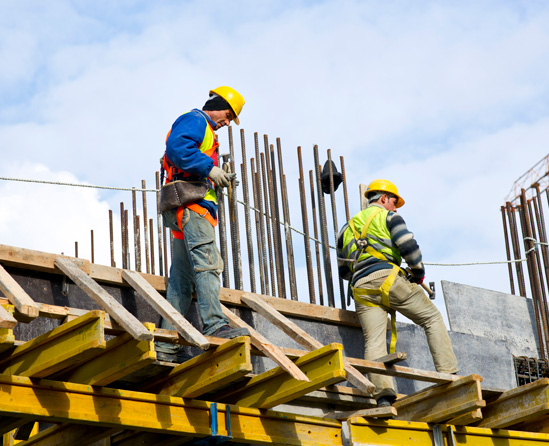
[{"left": 156, "top": 86, "right": 249, "bottom": 363}]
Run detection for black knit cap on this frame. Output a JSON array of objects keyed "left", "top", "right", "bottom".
[{"left": 203, "top": 94, "right": 232, "bottom": 113}]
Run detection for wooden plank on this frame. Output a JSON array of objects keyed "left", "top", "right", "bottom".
[
  {"left": 375, "top": 352, "right": 407, "bottom": 365},
  {"left": 0, "top": 374, "right": 343, "bottom": 446},
  {"left": 218, "top": 343, "right": 346, "bottom": 409},
  {"left": 300, "top": 385, "right": 376, "bottom": 408},
  {"left": 448, "top": 408, "right": 483, "bottom": 425},
  {"left": 393, "top": 374, "right": 485, "bottom": 423},
  {"left": 0, "top": 263, "right": 40, "bottom": 320},
  {"left": 221, "top": 304, "right": 309, "bottom": 382},
  {"left": 0, "top": 304, "right": 15, "bottom": 354},
  {"left": 0, "top": 304, "right": 17, "bottom": 329},
  {"left": 122, "top": 269, "right": 209, "bottom": 350},
  {"left": 240, "top": 292, "right": 375, "bottom": 394},
  {"left": 57, "top": 323, "right": 156, "bottom": 386},
  {"left": 324, "top": 406, "right": 397, "bottom": 420},
  {"left": 140, "top": 336, "right": 252, "bottom": 398},
  {"left": 54, "top": 257, "right": 152, "bottom": 341},
  {"left": 476, "top": 377, "right": 549, "bottom": 429},
  {"left": 348, "top": 418, "right": 549, "bottom": 446},
  {"left": 0, "top": 310, "right": 106, "bottom": 378}
]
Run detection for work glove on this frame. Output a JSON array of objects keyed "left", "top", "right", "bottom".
[
  {"left": 407, "top": 267, "right": 425, "bottom": 284},
  {"left": 208, "top": 166, "right": 236, "bottom": 188},
  {"left": 411, "top": 275, "right": 425, "bottom": 285}
]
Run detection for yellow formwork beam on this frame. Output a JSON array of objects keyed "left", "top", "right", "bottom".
[
  {"left": 348, "top": 417, "right": 549, "bottom": 445},
  {"left": 16, "top": 424, "right": 121, "bottom": 446},
  {"left": 143, "top": 335, "right": 252, "bottom": 398},
  {"left": 0, "top": 304, "right": 15, "bottom": 354},
  {"left": 220, "top": 343, "right": 346, "bottom": 409},
  {"left": 58, "top": 322, "right": 156, "bottom": 386},
  {"left": 0, "top": 310, "right": 106, "bottom": 378},
  {"left": 0, "top": 374, "right": 343, "bottom": 446}
]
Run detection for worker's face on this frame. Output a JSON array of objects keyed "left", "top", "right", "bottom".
[
  {"left": 206, "top": 109, "right": 235, "bottom": 130},
  {"left": 381, "top": 194, "right": 399, "bottom": 212}
]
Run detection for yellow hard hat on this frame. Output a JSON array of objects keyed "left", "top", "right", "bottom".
[
  {"left": 365, "top": 179, "right": 405, "bottom": 208},
  {"left": 210, "top": 86, "right": 245, "bottom": 125}
]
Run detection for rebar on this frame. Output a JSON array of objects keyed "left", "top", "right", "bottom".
[
  {"left": 340, "top": 156, "right": 350, "bottom": 222},
  {"left": 155, "top": 171, "right": 164, "bottom": 277},
  {"left": 217, "top": 151, "right": 230, "bottom": 288},
  {"left": 109, "top": 210, "right": 115, "bottom": 268},
  {"left": 260, "top": 152, "right": 277, "bottom": 297},
  {"left": 142, "top": 180, "right": 150, "bottom": 274},
  {"left": 277, "top": 138, "right": 298, "bottom": 300},
  {"left": 314, "top": 145, "right": 335, "bottom": 307},
  {"left": 535, "top": 184, "right": 549, "bottom": 330},
  {"left": 251, "top": 157, "right": 267, "bottom": 295},
  {"left": 120, "top": 202, "right": 127, "bottom": 269},
  {"left": 132, "top": 188, "right": 141, "bottom": 272},
  {"left": 507, "top": 202, "right": 527, "bottom": 297},
  {"left": 125, "top": 209, "right": 131, "bottom": 269},
  {"left": 149, "top": 218, "right": 155, "bottom": 275},
  {"left": 309, "top": 169, "right": 324, "bottom": 306},
  {"left": 327, "top": 149, "right": 345, "bottom": 309},
  {"left": 228, "top": 126, "right": 243, "bottom": 290},
  {"left": 500, "top": 206, "right": 516, "bottom": 295},
  {"left": 297, "top": 147, "right": 316, "bottom": 304},
  {"left": 90, "top": 230, "right": 95, "bottom": 264},
  {"left": 241, "top": 129, "right": 256, "bottom": 293},
  {"left": 254, "top": 133, "right": 270, "bottom": 295}
]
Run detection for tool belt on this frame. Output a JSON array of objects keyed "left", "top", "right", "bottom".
[
  {"left": 159, "top": 179, "right": 210, "bottom": 214},
  {"left": 351, "top": 263, "right": 403, "bottom": 354}
]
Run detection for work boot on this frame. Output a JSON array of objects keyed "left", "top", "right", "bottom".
[
  {"left": 377, "top": 396, "right": 396, "bottom": 408},
  {"left": 210, "top": 325, "right": 250, "bottom": 339}
]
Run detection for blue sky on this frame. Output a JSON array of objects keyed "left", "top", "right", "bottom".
[{"left": 1, "top": 0, "right": 549, "bottom": 316}]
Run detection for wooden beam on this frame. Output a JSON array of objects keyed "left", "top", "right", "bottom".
[
  {"left": 476, "top": 377, "right": 549, "bottom": 429},
  {"left": 140, "top": 336, "right": 252, "bottom": 398},
  {"left": 121, "top": 269, "right": 209, "bottom": 350},
  {"left": 325, "top": 406, "right": 397, "bottom": 420},
  {"left": 54, "top": 257, "right": 152, "bottom": 341},
  {"left": 299, "top": 385, "right": 376, "bottom": 409},
  {"left": 0, "top": 263, "right": 40, "bottom": 320},
  {"left": 0, "top": 374, "right": 343, "bottom": 446},
  {"left": 394, "top": 374, "right": 485, "bottom": 423},
  {"left": 57, "top": 323, "right": 156, "bottom": 386},
  {"left": 221, "top": 304, "right": 309, "bottom": 382},
  {"left": 348, "top": 417, "right": 549, "bottom": 446},
  {"left": 240, "top": 292, "right": 375, "bottom": 394},
  {"left": 219, "top": 343, "right": 346, "bottom": 409},
  {"left": 0, "top": 304, "right": 15, "bottom": 354}
]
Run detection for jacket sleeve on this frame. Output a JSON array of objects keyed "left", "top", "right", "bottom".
[
  {"left": 165, "top": 112, "right": 214, "bottom": 178},
  {"left": 386, "top": 212, "right": 425, "bottom": 280},
  {"left": 336, "top": 223, "right": 352, "bottom": 281}
]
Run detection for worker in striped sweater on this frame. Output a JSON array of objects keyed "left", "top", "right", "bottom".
[{"left": 337, "top": 179, "right": 458, "bottom": 407}]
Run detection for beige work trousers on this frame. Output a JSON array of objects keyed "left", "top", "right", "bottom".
[{"left": 355, "top": 272, "right": 458, "bottom": 400}]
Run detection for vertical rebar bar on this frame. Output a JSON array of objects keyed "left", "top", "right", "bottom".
[
  {"left": 535, "top": 184, "right": 549, "bottom": 328},
  {"left": 164, "top": 226, "right": 169, "bottom": 277},
  {"left": 149, "top": 218, "right": 155, "bottom": 275},
  {"left": 327, "top": 149, "right": 345, "bottom": 309},
  {"left": 75, "top": 241, "right": 78, "bottom": 258},
  {"left": 135, "top": 215, "right": 141, "bottom": 272},
  {"left": 309, "top": 170, "right": 324, "bottom": 306},
  {"left": 124, "top": 209, "right": 131, "bottom": 269},
  {"left": 132, "top": 188, "right": 141, "bottom": 272},
  {"left": 142, "top": 180, "right": 150, "bottom": 274},
  {"left": 314, "top": 145, "right": 335, "bottom": 307},
  {"left": 260, "top": 152, "right": 277, "bottom": 297},
  {"left": 340, "top": 156, "right": 350, "bottom": 222},
  {"left": 90, "top": 230, "right": 95, "bottom": 264},
  {"left": 251, "top": 157, "right": 267, "bottom": 295},
  {"left": 507, "top": 202, "right": 527, "bottom": 297},
  {"left": 109, "top": 210, "right": 115, "bottom": 267},
  {"left": 120, "top": 202, "right": 127, "bottom": 269},
  {"left": 240, "top": 129, "right": 256, "bottom": 293},
  {"left": 277, "top": 138, "right": 298, "bottom": 300},
  {"left": 297, "top": 147, "right": 316, "bottom": 304},
  {"left": 228, "top": 126, "right": 243, "bottom": 290},
  {"left": 501, "top": 206, "right": 516, "bottom": 295},
  {"left": 217, "top": 151, "right": 230, "bottom": 288},
  {"left": 155, "top": 171, "right": 164, "bottom": 277}
]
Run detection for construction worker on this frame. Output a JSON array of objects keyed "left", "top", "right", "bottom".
[
  {"left": 156, "top": 86, "right": 249, "bottom": 363},
  {"left": 337, "top": 179, "right": 458, "bottom": 407}
]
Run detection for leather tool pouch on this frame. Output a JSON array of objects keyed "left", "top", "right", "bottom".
[{"left": 159, "top": 180, "right": 210, "bottom": 214}]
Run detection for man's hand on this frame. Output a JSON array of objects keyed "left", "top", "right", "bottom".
[
  {"left": 411, "top": 275, "right": 425, "bottom": 285},
  {"left": 209, "top": 166, "right": 236, "bottom": 188}
]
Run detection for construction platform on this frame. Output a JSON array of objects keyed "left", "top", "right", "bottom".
[{"left": 1, "top": 244, "right": 549, "bottom": 445}]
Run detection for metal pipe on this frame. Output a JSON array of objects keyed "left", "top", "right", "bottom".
[
  {"left": 149, "top": 218, "right": 155, "bottom": 275},
  {"left": 314, "top": 145, "right": 335, "bottom": 307},
  {"left": 297, "top": 147, "right": 315, "bottom": 304},
  {"left": 277, "top": 138, "right": 297, "bottom": 300},
  {"left": 500, "top": 206, "right": 515, "bottom": 295},
  {"left": 309, "top": 169, "right": 324, "bottom": 306},
  {"left": 142, "top": 180, "right": 150, "bottom": 274},
  {"left": 132, "top": 188, "right": 141, "bottom": 272},
  {"left": 260, "top": 152, "right": 276, "bottom": 297},
  {"left": 250, "top": 157, "right": 266, "bottom": 295},
  {"left": 155, "top": 171, "right": 164, "bottom": 277},
  {"left": 506, "top": 202, "right": 527, "bottom": 297},
  {"left": 327, "top": 149, "right": 345, "bottom": 309},
  {"left": 109, "top": 210, "right": 115, "bottom": 268},
  {"left": 265, "top": 137, "right": 285, "bottom": 298},
  {"left": 240, "top": 129, "right": 256, "bottom": 293},
  {"left": 228, "top": 126, "right": 242, "bottom": 290}
]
